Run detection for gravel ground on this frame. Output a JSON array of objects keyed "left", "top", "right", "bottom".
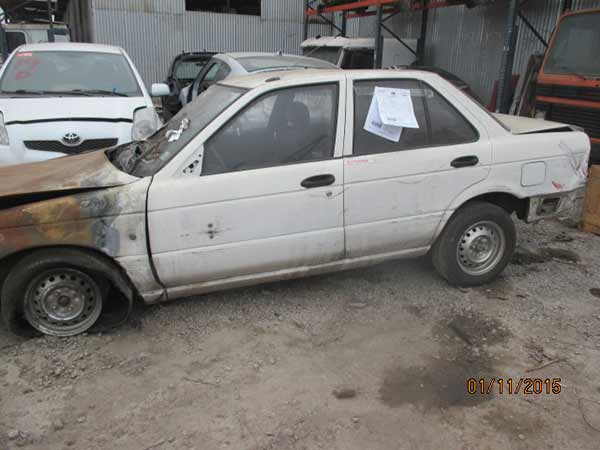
[{"left": 1, "top": 216, "right": 600, "bottom": 450}]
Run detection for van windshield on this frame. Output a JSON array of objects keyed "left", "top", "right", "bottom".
[
  {"left": 544, "top": 11, "right": 600, "bottom": 78},
  {"left": 302, "top": 47, "right": 340, "bottom": 65},
  {"left": 0, "top": 50, "right": 142, "bottom": 96}
]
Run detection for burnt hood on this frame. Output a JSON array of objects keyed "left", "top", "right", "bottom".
[{"left": 0, "top": 150, "right": 139, "bottom": 200}]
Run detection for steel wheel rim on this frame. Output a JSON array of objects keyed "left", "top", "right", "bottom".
[
  {"left": 24, "top": 268, "right": 103, "bottom": 336},
  {"left": 456, "top": 220, "right": 506, "bottom": 276}
]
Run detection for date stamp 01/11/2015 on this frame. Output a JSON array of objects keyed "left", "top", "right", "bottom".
[{"left": 467, "top": 378, "right": 562, "bottom": 395}]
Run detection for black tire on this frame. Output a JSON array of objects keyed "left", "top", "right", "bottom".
[
  {"left": 1, "top": 249, "right": 108, "bottom": 337},
  {"left": 431, "top": 201, "right": 516, "bottom": 286}
]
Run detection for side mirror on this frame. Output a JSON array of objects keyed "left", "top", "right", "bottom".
[{"left": 151, "top": 83, "right": 170, "bottom": 97}]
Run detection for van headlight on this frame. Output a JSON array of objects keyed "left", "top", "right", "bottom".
[
  {"left": 0, "top": 112, "right": 9, "bottom": 146},
  {"left": 132, "top": 107, "right": 160, "bottom": 141}
]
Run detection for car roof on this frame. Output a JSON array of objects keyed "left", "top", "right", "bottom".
[
  {"left": 214, "top": 52, "right": 338, "bottom": 70},
  {"left": 410, "top": 66, "right": 466, "bottom": 85},
  {"left": 223, "top": 52, "right": 316, "bottom": 59},
  {"left": 219, "top": 69, "right": 441, "bottom": 90},
  {"left": 14, "top": 42, "right": 124, "bottom": 54}
]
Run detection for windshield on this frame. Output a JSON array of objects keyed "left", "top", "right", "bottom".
[
  {"left": 0, "top": 50, "right": 142, "bottom": 96},
  {"left": 174, "top": 58, "right": 209, "bottom": 81},
  {"left": 108, "top": 84, "right": 245, "bottom": 177},
  {"left": 236, "top": 55, "right": 337, "bottom": 72},
  {"left": 544, "top": 11, "right": 600, "bottom": 78},
  {"left": 301, "top": 47, "right": 340, "bottom": 65},
  {"left": 340, "top": 48, "right": 374, "bottom": 69}
]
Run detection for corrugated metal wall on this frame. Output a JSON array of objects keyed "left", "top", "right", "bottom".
[
  {"left": 362, "top": 0, "right": 600, "bottom": 104},
  {"left": 68, "top": 0, "right": 599, "bottom": 101},
  {"left": 83, "top": 0, "right": 332, "bottom": 88}
]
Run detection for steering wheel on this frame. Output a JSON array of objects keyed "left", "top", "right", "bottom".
[{"left": 282, "top": 134, "right": 328, "bottom": 163}]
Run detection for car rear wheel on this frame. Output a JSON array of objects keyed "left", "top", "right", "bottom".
[
  {"left": 2, "top": 252, "right": 107, "bottom": 337},
  {"left": 431, "top": 202, "right": 516, "bottom": 286}
]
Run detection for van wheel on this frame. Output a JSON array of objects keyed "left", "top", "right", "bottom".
[
  {"left": 1, "top": 252, "right": 107, "bottom": 337},
  {"left": 432, "top": 202, "right": 516, "bottom": 286}
]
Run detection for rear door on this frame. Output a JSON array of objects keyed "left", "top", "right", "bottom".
[
  {"left": 147, "top": 78, "right": 347, "bottom": 294},
  {"left": 343, "top": 73, "right": 492, "bottom": 257}
]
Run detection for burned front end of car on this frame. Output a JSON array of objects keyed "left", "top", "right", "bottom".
[{"left": 0, "top": 151, "right": 159, "bottom": 336}]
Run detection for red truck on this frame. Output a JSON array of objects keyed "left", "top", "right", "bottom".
[{"left": 534, "top": 8, "right": 600, "bottom": 164}]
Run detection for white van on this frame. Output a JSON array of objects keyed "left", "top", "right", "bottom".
[
  {"left": 0, "top": 42, "right": 165, "bottom": 166},
  {"left": 1, "top": 23, "right": 71, "bottom": 64},
  {"left": 301, "top": 36, "right": 418, "bottom": 69}
]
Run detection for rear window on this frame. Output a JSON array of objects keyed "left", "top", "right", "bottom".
[
  {"left": 236, "top": 55, "right": 337, "bottom": 72},
  {"left": 0, "top": 50, "right": 142, "bottom": 96},
  {"left": 174, "top": 58, "right": 210, "bottom": 80}
]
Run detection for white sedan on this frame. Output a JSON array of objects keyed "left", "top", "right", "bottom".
[{"left": 0, "top": 69, "right": 590, "bottom": 337}]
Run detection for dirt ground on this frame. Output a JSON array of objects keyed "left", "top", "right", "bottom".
[{"left": 1, "top": 217, "right": 600, "bottom": 450}]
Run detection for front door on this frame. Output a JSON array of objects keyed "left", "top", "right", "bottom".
[
  {"left": 344, "top": 75, "right": 492, "bottom": 258},
  {"left": 147, "top": 81, "right": 346, "bottom": 294}
]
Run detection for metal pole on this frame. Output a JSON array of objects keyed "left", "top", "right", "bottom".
[
  {"left": 417, "top": 4, "right": 429, "bottom": 64},
  {"left": 496, "top": 0, "right": 519, "bottom": 113},
  {"left": 47, "top": 0, "right": 55, "bottom": 42},
  {"left": 518, "top": 11, "right": 547, "bottom": 47},
  {"left": 303, "top": 0, "right": 309, "bottom": 41},
  {"left": 341, "top": 11, "right": 347, "bottom": 37},
  {"left": 373, "top": 4, "right": 383, "bottom": 69},
  {"left": 381, "top": 23, "right": 418, "bottom": 56}
]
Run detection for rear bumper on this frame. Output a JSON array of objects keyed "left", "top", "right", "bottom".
[{"left": 526, "top": 188, "right": 584, "bottom": 223}]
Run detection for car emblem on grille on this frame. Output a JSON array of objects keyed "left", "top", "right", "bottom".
[{"left": 62, "top": 132, "right": 82, "bottom": 147}]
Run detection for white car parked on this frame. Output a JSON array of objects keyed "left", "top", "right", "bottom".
[
  {"left": 0, "top": 43, "right": 165, "bottom": 166},
  {"left": 0, "top": 69, "right": 589, "bottom": 337},
  {"left": 178, "top": 52, "right": 339, "bottom": 109}
]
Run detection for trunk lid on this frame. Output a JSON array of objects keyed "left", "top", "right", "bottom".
[{"left": 492, "top": 113, "right": 576, "bottom": 135}]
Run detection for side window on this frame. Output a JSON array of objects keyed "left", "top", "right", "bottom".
[
  {"left": 427, "top": 90, "right": 478, "bottom": 146},
  {"left": 203, "top": 63, "right": 221, "bottom": 82},
  {"left": 215, "top": 63, "right": 231, "bottom": 81},
  {"left": 203, "top": 83, "right": 338, "bottom": 175},
  {"left": 6, "top": 32, "right": 26, "bottom": 53},
  {"left": 354, "top": 80, "right": 428, "bottom": 155},
  {"left": 353, "top": 79, "right": 478, "bottom": 156},
  {"left": 195, "top": 63, "right": 220, "bottom": 96}
]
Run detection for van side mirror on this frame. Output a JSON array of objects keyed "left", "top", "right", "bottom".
[{"left": 151, "top": 83, "right": 170, "bottom": 97}]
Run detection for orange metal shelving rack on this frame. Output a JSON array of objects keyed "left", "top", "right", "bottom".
[{"left": 301, "top": 1, "right": 475, "bottom": 69}]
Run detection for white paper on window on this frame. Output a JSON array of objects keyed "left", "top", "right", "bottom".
[{"left": 363, "top": 87, "right": 419, "bottom": 142}]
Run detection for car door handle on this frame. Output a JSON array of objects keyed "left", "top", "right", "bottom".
[
  {"left": 451, "top": 155, "right": 479, "bottom": 168},
  {"left": 301, "top": 174, "right": 335, "bottom": 189}
]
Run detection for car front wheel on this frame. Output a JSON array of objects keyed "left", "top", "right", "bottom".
[
  {"left": 1, "top": 252, "right": 106, "bottom": 337},
  {"left": 431, "top": 201, "right": 516, "bottom": 286}
]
